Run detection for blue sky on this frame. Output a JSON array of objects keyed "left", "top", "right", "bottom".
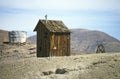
[{"left": 0, "top": 0, "right": 120, "bottom": 40}]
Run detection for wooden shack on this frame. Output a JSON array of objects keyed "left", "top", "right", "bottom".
[{"left": 34, "top": 19, "right": 71, "bottom": 57}]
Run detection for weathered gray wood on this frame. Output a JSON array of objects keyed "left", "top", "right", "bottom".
[{"left": 34, "top": 20, "right": 71, "bottom": 57}]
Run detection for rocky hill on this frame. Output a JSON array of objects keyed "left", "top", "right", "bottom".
[
  {"left": 71, "top": 29, "right": 120, "bottom": 53},
  {"left": 28, "top": 35, "right": 36, "bottom": 44},
  {"left": 28, "top": 29, "right": 120, "bottom": 54}
]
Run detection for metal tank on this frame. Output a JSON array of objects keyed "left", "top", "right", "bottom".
[{"left": 9, "top": 31, "right": 27, "bottom": 44}]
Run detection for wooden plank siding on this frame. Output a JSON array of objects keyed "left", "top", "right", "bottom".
[
  {"left": 50, "top": 33, "right": 70, "bottom": 56},
  {"left": 36, "top": 24, "right": 50, "bottom": 57},
  {"left": 34, "top": 20, "right": 71, "bottom": 57}
]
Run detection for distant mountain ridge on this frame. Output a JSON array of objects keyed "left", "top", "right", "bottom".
[
  {"left": 28, "top": 29, "right": 120, "bottom": 53},
  {"left": 70, "top": 29, "right": 120, "bottom": 53}
]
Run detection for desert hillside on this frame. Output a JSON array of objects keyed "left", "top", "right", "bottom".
[
  {"left": 28, "top": 29, "right": 120, "bottom": 54},
  {"left": 0, "top": 29, "right": 9, "bottom": 43},
  {"left": 71, "top": 29, "right": 120, "bottom": 53}
]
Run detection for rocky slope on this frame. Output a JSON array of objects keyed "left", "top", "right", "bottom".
[
  {"left": 71, "top": 29, "right": 120, "bottom": 53},
  {"left": 0, "top": 41, "right": 36, "bottom": 61},
  {"left": 0, "top": 29, "right": 9, "bottom": 43}
]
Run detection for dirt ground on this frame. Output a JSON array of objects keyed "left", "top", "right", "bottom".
[{"left": 0, "top": 45, "right": 120, "bottom": 79}]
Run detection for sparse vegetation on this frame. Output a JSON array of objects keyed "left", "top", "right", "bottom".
[{"left": 0, "top": 50, "right": 120, "bottom": 79}]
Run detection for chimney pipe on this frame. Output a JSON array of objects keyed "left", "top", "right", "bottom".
[{"left": 45, "top": 14, "right": 47, "bottom": 24}]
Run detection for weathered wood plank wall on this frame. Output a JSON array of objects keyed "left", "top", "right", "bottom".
[{"left": 50, "top": 33, "right": 70, "bottom": 56}]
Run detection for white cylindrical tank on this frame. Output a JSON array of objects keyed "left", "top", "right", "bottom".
[{"left": 9, "top": 31, "right": 27, "bottom": 44}]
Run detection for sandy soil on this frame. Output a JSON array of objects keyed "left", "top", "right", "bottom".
[{"left": 0, "top": 51, "right": 120, "bottom": 79}]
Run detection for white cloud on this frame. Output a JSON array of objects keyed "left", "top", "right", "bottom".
[{"left": 0, "top": 0, "right": 120, "bottom": 11}]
